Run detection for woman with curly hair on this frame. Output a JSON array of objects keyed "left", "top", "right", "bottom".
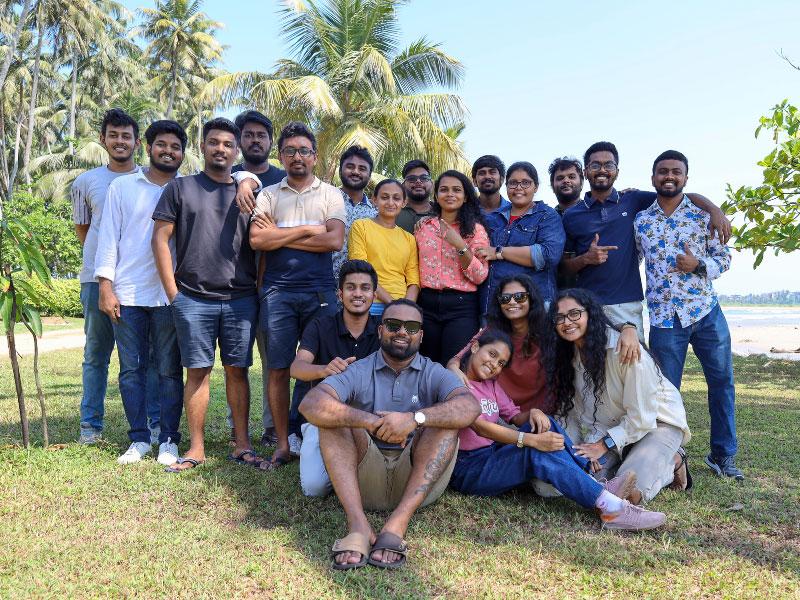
[
  {"left": 414, "top": 170, "right": 489, "bottom": 365},
  {"left": 547, "top": 288, "right": 692, "bottom": 504},
  {"left": 449, "top": 328, "right": 666, "bottom": 530}
]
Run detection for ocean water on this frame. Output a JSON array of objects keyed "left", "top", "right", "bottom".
[{"left": 721, "top": 307, "right": 800, "bottom": 328}]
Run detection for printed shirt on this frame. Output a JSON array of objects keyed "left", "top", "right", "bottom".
[
  {"left": 458, "top": 379, "right": 520, "bottom": 451},
  {"left": 634, "top": 195, "right": 730, "bottom": 328},
  {"left": 332, "top": 191, "right": 377, "bottom": 279},
  {"left": 415, "top": 219, "right": 490, "bottom": 292}
]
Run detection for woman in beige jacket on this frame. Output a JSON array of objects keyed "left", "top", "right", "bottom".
[{"left": 546, "top": 288, "right": 692, "bottom": 504}]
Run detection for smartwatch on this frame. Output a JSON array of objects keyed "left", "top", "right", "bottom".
[
  {"left": 495, "top": 246, "right": 504, "bottom": 260},
  {"left": 602, "top": 435, "right": 616, "bottom": 450},
  {"left": 413, "top": 411, "right": 426, "bottom": 428}
]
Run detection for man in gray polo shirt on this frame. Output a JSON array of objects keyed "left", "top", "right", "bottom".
[{"left": 300, "top": 299, "right": 480, "bottom": 571}]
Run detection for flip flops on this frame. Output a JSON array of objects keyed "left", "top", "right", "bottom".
[
  {"left": 367, "top": 532, "right": 408, "bottom": 569},
  {"left": 330, "top": 532, "right": 371, "bottom": 571},
  {"left": 228, "top": 449, "right": 266, "bottom": 469},
  {"left": 164, "top": 457, "right": 204, "bottom": 473}
]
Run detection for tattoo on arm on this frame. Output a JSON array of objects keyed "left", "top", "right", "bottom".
[{"left": 414, "top": 435, "right": 455, "bottom": 496}]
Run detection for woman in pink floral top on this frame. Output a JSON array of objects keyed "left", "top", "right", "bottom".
[{"left": 414, "top": 169, "right": 489, "bottom": 365}]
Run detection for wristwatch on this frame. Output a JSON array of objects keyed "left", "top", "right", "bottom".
[
  {"left": 602, "top": 435, "right": 616, "bottom": 450},
  {"left": 516, "top": 431, "right": 525, "bottom": 448},
  {"left": 692, "top": 260, "right": 707, "bottom": 277},
  {"left": 413, "top": 411, "right": 426, "bottom": 428},
  {"left": 621, "top": 321, "right": 637, "bottom": 331},
  {"left": 457, "top": 245, "right": 469, "bottom": 256},
  {"left": 495, "top": 245, "right": 504, "bottom": 260}
]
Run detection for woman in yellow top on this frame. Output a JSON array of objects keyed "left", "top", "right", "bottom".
[{"left": 349, "top": 179, "right": 420, "bottom": 316}]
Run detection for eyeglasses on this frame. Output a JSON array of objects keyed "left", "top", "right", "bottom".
[
  {"left": 553, "top": 308, "right": 586, "bottom": 324},
  {"left": 506, "top": 180, "right": 534, "bottom": 190},
  {"left": 280, "top": 146, "right": 315, "bottom": 157},
  {"left": 404, "top": 175, "right": 432, "bottom": 183},
  {"left": 382, "top": 318, "right": 422, "bottom": 335},
  {"left": 498, "top": 292, "right": 529, "bottom": 305},
  {"left": 586, "top": 161, "right": 617, "bottom": 173}
]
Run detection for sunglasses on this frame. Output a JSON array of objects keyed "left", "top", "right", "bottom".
[
  {"left": 382, "top": 318, "right": 422, "bottom": 335},
  {"left": 498, "top": 292, "right": 529, "bottom": 305},
  {"left": 553, "top": 308, "right": 586, "bottom": 325}
]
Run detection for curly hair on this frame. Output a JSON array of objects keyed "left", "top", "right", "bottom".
[
  {"left": 432, "top": 170, "right": 485, "bottom": 237},
  {"left": 544, "top": 288, "right": 611, "bottom": 421},
  {"left": 486, "top": 274, "right": 547, "bottom": 358}
]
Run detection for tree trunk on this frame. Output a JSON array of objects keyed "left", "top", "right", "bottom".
[
  {"left": 22, "top": 13, "right": 45, "bottom": 185},
  {"left": 166, "top": 50, "right": 178, "bottom": 118},
  {"left": 21, "top": 317, "right": 48, "bottom": 447},
  {"left": 0, "top": 0, "right": 32, "bottom": 92},
  {"left": 0, "top": 101, "right": 10, "bottom": 198},
  {"left": 68, "top": 49, "right": 78, "bottom": 156},
  {"left": 8, "top": 81, "right": 25, "bottom": 199},
  {"left": 3, "top": 268, "right": 30, "bottom": 449}
]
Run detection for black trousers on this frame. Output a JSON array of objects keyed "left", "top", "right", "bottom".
[{"left": 418, "top": 288, "right": 480, "bottom": 366}]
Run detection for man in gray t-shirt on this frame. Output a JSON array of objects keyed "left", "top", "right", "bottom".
[{"left": 300, "top": 299, "right": 479, "bottom": 571}]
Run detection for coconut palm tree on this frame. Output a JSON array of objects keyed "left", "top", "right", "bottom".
[{"left": 203, "top": 0, "right": 469, "bottom": 180}]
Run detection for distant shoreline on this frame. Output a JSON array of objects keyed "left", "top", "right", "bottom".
[{"left": 720, "top": 304, "right": 798, "bottom": 308}]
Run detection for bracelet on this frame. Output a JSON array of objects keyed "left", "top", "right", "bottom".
[{"left": 516, "top": 431, "right": 525, "bottom": 448}]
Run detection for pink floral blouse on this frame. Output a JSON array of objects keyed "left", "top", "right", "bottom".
[{"left": 415, "top": 218, "right": 490, "bottom": 292}]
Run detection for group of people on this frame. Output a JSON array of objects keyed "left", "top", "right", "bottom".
[{"left": 72, "top": 107, "right": 743, "bottom": 570}]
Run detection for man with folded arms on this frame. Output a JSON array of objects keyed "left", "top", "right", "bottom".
[{"left": 300, "top": 299, "right": 480, "bottom": 570}]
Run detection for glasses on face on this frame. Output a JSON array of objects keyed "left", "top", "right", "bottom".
[
  {"left": 554, "top": 308, "right": 586, "bottom": 325},
  {"left": 404, "top": 175, "right": 432, "bottom": 184},
  {"left": 382, "top": 318, "right": 422, "bottom": 335},
  {"left": 280, "top": 146, "right": 315, "bottom": 157},
  {"left": 498, "top": 292, "right": 530, "bottom": 305},
  {"left": 586, "top": 161, "right": 617, "bottom": 173},
  {"left": 507, "top": 180, "right": 534, "bottom": 190}
]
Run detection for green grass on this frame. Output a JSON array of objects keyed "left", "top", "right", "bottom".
[{"left": 1, "top": 349, "right": 799, "bottom": 598}]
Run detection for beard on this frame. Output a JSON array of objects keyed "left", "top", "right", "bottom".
[
  {"left": 406, "top": 188, "right": 430, "bottom": 203},
  {"left": 655, "top": 183, "right": 685, "bottom": 198},
  {"left": 380, "top": 336, "right": 419, "bottom": 360},
  {"left": 341, "top": 172, "right": 369, "bottom": 191},
  {"left": 478, "top": 181, "right": 501, "bottom": 195},
  {"left": 149, "top": 155, "right": 180, "bottom": 174},
  {"left": 554, "top": 186, "right": 581, "bottom": 204},
  {"left": 241, "top": 144, "right": 269, "bottom": 165}
]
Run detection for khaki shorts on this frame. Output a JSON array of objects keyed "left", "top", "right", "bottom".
[{"left": 357, "top": 434, "right": 457, "bottom": 512}]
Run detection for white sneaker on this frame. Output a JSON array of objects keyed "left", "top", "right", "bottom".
[
  {"left": 117, "top": 442, "right": 152, "bottom": 465},
  {"left": 288, "top": 433, "right": 302, "bottom": 457},
  {"left": 157, "top": 438, "right": 179, "bottom": 466}
]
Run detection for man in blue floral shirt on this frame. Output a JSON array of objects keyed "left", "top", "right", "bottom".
[{"left": 635, "top": 150, "right": 742, "bottom": 481}]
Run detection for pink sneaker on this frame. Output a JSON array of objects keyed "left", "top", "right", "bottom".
[
  {"left": 601, "top": 501, "right": 666, "bottom": 531},
  {"left": 603, "top": 471, "right": 640, "bottom": 503}
]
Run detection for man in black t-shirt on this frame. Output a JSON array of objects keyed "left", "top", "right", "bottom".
[
  {"left": 152, "top": 117, "right": 263, "bottom": 472},
  {"left": 289, "top": 260, "right": 381, "bottom": 495}
]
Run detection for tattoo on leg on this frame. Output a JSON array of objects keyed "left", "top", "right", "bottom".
[{"left": 414, "top": 436, "right": 454, "bottom": 496}]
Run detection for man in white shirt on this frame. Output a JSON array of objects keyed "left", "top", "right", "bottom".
[{"left": 94, "top": 120, "right": 187, "bottom": 465}]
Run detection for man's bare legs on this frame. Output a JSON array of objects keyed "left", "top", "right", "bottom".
[
  {"left": 319, "top": 426, "right": 373, "bottom": 566},
  {"left": 225, "top": 365, "right": 260, "bottom": 462},
  {"left": 172, "top": 366, "right": 211, "bottom": 470},
  {"left": 267, "top": 367, "right": 291, "bottom": 463},
  {"left": 372, "top": 427, "right": 458, "bottom": 564}
]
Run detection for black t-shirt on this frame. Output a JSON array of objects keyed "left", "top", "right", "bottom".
[
  {"left": 152, "top": 172, "right": 257, "bottom": 300},
  {"left": 299, "top": 311, "right": 380, "bottom": 386},
  {"left": 232, "top": 163, "right": 286, "bottom": 188}
]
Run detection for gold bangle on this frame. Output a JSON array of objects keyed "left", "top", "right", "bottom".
[{"left": 516, "top": 431, "right": 525, "bottom": 448}]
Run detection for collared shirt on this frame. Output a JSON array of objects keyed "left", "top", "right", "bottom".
[
  {"left": 415, "top": 218, "right": 489, "bottom": 292},
  {"left": 72, "top": 165, "right": 140, "bottom": 283},
  {"left": 254, "top": 176, "right": 346, "bottom": 291},
  {"left": 299, "top": 311, "right": 380, "bottom": 385},
  {"left": 562, "top": 189, "right": 655, "bottom": 305},
  {"left": 635, "top": 195, "right": 730, "bottom": 328},
  {"left": 322, "top": 350, "right": 465, "bottom": 449},
  {"left": 561, "top": 329, "right": 691, "bottom": 452},
  {"left": 396, "top": 203, "right": 435, "bottom": 233},
  {"left": 555, "top": 202, "right": 579, "bottom": 290},
  {"left": 332, "top": 190, "right": 377, "bottom": 279},
  {"left": 479, "top": 195, "right": 512, "bottom": 217},
  {"left": 95, "top": 170, "right": 176, "bottom": 306},
  {"left": 481, "top": 201, "right": 565, "bottom": 312}
]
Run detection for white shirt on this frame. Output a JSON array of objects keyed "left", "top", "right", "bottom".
[
  {"left": 562, "top": 328, "right": 691, "bottom": 452},
  {"left": 93, "top": 169, "right": 175, "bottom": 306}
]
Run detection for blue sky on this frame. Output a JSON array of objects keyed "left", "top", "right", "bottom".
[{"left": 124, "top": 0, "right": 800, "bottom": 294}]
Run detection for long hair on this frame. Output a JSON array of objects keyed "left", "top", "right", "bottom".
[
  {"left": 486, "top": 274, "right": 547, "bottom": 358},
  {"left": 432, "top": 170, "right": 484, "bottom": 237},
  {"left": 458, "top": 327, "right": 514, "bottom": 374},
  {"left": 544, "top": 288, "right": 611, "bottom": 420}
]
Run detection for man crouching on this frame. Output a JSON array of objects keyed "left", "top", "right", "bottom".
[{"left": 300, "top": 298, "right": 480, "bottom": 570}]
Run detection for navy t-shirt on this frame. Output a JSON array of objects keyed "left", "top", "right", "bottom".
[
  {"left": 152, "top": 172, "right": 257, "bottom": 300},
  {"left": 562, "top": 189, "right": 656, "bottom": 305},
  {"left": 232, "top": 163, "right": 286, "bottom": 188}
]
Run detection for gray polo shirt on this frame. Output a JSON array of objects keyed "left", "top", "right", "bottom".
[{"left": 322, "top": 350, "right": 465, "bottom": 449}]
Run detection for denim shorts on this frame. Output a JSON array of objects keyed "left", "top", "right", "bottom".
[
  {"left": 171, "top": 291, "right": 258, "bottom": 368},
  {"left": 260, "top": 287, "right": 337, "bottom": 369}
]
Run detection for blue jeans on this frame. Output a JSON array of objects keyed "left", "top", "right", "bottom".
[
  {"left": 79, "top": 282, "right": 116, "bottom": 432},
  {"left": 449, "top": 419, "right": 603, "bottom": 509},
  {"left": 649, "top": 303, "right": 737, "bottom": 458},
  {"left": 113, "top": 306, "right": 184, "bottom": 444}
]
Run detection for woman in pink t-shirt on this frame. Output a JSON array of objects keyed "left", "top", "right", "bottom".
[{"left": 449, "top": 329, "right": 668, "bottom": 531}]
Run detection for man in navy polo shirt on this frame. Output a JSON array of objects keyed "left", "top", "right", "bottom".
[{"left": 560, "top": 141, "right": 730, "bottom": 357}]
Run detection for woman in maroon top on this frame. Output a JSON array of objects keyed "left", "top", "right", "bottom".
[{"left": 448, "top": 274, "right": 551, "bottom": 413}]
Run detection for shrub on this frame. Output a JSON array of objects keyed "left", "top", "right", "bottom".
[{"left": 12, "top": 274, "right": 82, "bottom": 317}]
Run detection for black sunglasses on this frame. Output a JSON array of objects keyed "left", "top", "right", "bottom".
[
  {"left": 498, "top": 292, "right": 530, "bottom": 305},
  {"left": 382, "top": 318, "right": 422, "bottom": 335}
]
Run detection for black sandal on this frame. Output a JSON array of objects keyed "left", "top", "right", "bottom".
[{"left": 670, "top": 447, "right": 693, "bottom": 491}]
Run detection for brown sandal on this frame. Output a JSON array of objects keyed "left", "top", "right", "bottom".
[{"left": 331, "top": 532, "right": 371, "bottom": 570}]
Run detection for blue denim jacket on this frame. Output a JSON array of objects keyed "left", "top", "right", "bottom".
[{"left": 480, "top": 201, "right": 565, "bottom": 314}]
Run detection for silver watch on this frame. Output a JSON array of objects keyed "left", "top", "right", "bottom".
[{"left": 413, "top": 411, "right": 426, "bottom": 427}]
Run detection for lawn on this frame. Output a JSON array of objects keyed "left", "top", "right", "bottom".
[{"left": 1, "top": 349, "right": 799, "bottom": 599}]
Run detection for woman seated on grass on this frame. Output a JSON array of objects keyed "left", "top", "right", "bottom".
[
  {"left": 547, "top": 289, "right": 692, "bottom": 505},
  {"left": 349, "top": 178, "right": 419, "bottom": 316},
  {"left": 449, "top": 328, "right": 666, "bottom": 531}
]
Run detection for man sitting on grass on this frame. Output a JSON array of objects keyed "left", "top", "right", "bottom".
[{"left": 299, "top": 299, "right": 480, "bottom": 570}]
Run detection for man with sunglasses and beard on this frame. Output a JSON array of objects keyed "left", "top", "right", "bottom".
[
  {"left": 300, "top": 299, "right": 480, "bottom": 571},
  {"left": 396, "top": 159, "right": 436, "bottom": 233}
]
